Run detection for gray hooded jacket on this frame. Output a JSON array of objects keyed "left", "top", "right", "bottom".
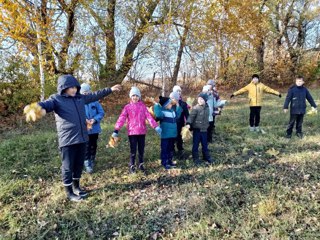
[{"left": 38, "top": 75, "right": 112, "bottom": 147}]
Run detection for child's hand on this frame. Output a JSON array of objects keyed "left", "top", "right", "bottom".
[
  {"left": 111, "top": 84, "right": 122, "bottom": 92},
  {"left": 185, "top": 124, "right": 190, "bottom": 129},
  {"left": 155, "top": 126, "right": 162, "bottom": 136},
  {"left": 86, "top": 119, "right": 94, "bottom": 130},
  {"left": 284, "top": 109, "right": 288, "bottom": 113},
  {"left": 24, "top": 103, "right": 46, "bottom": 122},
  {"left": 112, "top": 132, "right": 119, "bottom": 138}
]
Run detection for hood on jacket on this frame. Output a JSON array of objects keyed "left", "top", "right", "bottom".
[{"left": 57, "top": 75, "right": 81, "bottom": 95}]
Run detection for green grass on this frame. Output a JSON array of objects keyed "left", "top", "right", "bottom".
[{"left": 1, "top": 92, "right": 320, "bottom": 239}]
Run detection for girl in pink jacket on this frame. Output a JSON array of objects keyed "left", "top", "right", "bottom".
[{"left": 112, "top": 87, "right": 162, "bottom": 173}]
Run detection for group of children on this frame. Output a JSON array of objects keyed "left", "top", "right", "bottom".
[{"left": 26, "top": 74, "right": 317, "bottom": 201}]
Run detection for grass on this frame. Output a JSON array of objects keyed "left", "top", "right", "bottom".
[{"left": 1, "top": 92, "right": 320, "bottom": 239}]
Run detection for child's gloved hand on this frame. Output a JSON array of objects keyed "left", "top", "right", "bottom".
[
  {"left": 155, "top": 126, "right": 162, "bottom": 136},
  {"left": 24, "top": 103, "right": 46, "bottom": 122},
  {"left": 112, "top": 131, "right": 119, "bottom": 138}
]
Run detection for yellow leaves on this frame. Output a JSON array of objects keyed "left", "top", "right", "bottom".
[
  {"left": 144, "top": 96, "right": 155, "bottom": 108},
  {"left": 106, "top": 136, "right": 121, "bottom": 149},
  {"left": 23, "top": 103, "right": 46, "bottom": 122},
  {"left": 181, "top": 126, "right": 192, "bottom": 141},
  {"left": 257, "top": 198, "right": 278, "bottom": 219},
  {"left": 307, "top": 107, "right": 317, "bottom": 115},
  {"left": 265, "top": 148, "right": 280, "bottom": 157},
  {"left": 186, "top": 97, "right": 194, "bottom": 109}
]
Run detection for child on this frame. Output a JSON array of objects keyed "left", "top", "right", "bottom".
[
  {"left": 186, "top": 93, "right": 214, "bottom": 165},
  {"left": 112, "top": 87, "right": 161, "bottom": 173},
  {"left": 80, "top": 83, "right": 105, "bottom": 174},
  {"left": 154, "top": 96, "right": 182, "bottom": 169},
  {"left": 29, "top": 75, "right": 121, "bottom": 201},
  {"left": 230, "top": 74, "right": 281, "bottom": 132},
  {"left": 172, "top": 85, "right": 189, "bottom": 159},
  {"left": 202, "top": 85, "right": 216, "bottom": 143},
  {"left": 283, "top": 76, "right": 317, "bottom": 138}
]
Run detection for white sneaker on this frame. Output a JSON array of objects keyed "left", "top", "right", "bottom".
[
  {"left": 249, "top": 127, "right": 255, "bottom": 132},
  {"left": 255, "top": 126, "right": 260, "bottom": 132}
]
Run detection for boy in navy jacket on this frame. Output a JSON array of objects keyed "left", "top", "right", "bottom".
[
  {"left": 283, "top": 76, "right": 317, "bottom": 138},
  {"left": 29, "top": 75, "right": 120, "bottom": 201}
]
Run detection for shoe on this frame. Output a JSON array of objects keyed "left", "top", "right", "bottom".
[
  {"left": 249, "top": 126, "right": 255, "bottom": 132},
  {"left": 296, "top": 133, "right": 303, "bottom": 139},
  {"left": 138, "top": 163, "right": 146, "bottom": 173},
  {"left": 84, "top": 160, "right": 93, "bottom": 174},
  {"left": 73, "top": 180, "right": 88, "bottom": 198},
  {"left": 164, "top": 165, "right": 171, "bottom": 170},
  {"left": 255, "top": 126, "right": 261, "bottom": 132},
  {"left": 285, "top": 134, "right": 292, "bottom": 139},
  {"left": 129, "top": 165, "right": 136, "bottom": 174},
  {"left": 168, "top": 161, "right": 177, "bottom": 168},
  {"left": 65, "top": 185, "right": 82, "bottom": 202}
]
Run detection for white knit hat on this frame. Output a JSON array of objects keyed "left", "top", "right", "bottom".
[
  {"left": 172, "top": 85, "right": 182, "bottom": 92},
  {"left": 207, "top": 79, "right": 216, "bottom": 86},
  {"left": 129, "top": 86, "right": 141, "bottom": 98},
  {"left": 80, "top": 83, "right": 91, "bottom": 94}
]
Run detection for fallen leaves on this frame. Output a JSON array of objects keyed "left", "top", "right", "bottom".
[
  {"left": 23, "top": 103, "right": 46, "bottom": 122},
  {"left": 106, "top": 136, "right": 121, "bottom": 148},
  {"left": 181, "top": 126, "right": 192, "bottom": 141}
]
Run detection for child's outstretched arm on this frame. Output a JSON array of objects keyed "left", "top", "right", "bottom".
[
  {"left": 231, "top": 85, "right": 249, "bottom": 98},
  {"left": 262, "top": 84, "right": 281, "bottom": 97},
  {"left": 114, "top": 106, "right": 128, "bottom": 132},
  {"left": 144, "top": 106, "right": 158, "bottom": 129},
  {"left": 306, "top": 90, "right": 317, "bottom": 108},
  {"left": 83, "top": 84, "right": 121, "bottom": 104}
]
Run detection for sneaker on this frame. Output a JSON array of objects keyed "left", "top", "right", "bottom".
[
  {"left": 164, "top": 165, "right": 171, "bottom": 170},
  {"left": 249, "top": 126, "right": 255, "bottom": 132},
  {"left": 296, "top": 133, "right": 303, "bottom": 139},
  {"left": 255, "top": 126, "right": 261, "bottom": 132},
  {"left": 138, "top": 163, "right": 146, "bottom": 173},
  {"left": 285, "top": 134, "right": 292, "bottom": 139},
  {"left": 73, "top": 188, "right": 88, "bottom": 198},
  {"left": 168, "top": 160, "right": 177, "bottom": 168},
  {"left": 129, "top": 165, "right": 136, "bottom": 174},
  {"left": 84, "top": 160, "right": 93, "bottom": 174}
]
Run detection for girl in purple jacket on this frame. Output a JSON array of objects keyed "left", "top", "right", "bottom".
[{"left": 112, "top": 87, "right": 162, "bottom": 173}]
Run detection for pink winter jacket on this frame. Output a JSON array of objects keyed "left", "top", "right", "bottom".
[{"left": 115, "top": 101, "right": 158, "bottom": 135}]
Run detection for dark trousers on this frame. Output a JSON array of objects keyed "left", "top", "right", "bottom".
[
  {"left": 287, "top": 114, "right": 304, "bottom": 135},
  {"left": 207, "top": 121, "right": 214, "bottom": 143},
  {"left": 85, "top": 133, "right": 99, "bottom": 160},
  {"left": 60, "top": 143, "right": 86, "bottom": 186},
  {"left": 249, "top": 106, "right": 262, "bottom": 127},
  {"left": 175, "top": 123, "right": 184, "bottom": 151},
  {"left": 192, "top": 129, "right": 209, "bottom": 158},
  {"left": 161, "top": 138, "right": 175, "bottom": 166},
  {"left": 128, "top": 135, "right": 145, "bottom": 166}
]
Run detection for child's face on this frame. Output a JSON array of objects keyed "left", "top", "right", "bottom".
[
  {"left": 165, "top": 103, "right": 173, "bottom": 110},
  {"left": 175, "top": 90, "right": 182, "bottom": 97},
  {"left": 296, "top": 78, "right": 304, "bottom": 87},
  {"left": 252, "top": 77, "right": 259, "bottom": 84},
  {"left": 198, "top": 97, "right": 205, "bottom": 106},
  {"left": 65, "top": 87, "right": 77, "bottom": 96},
  {"left": 131, "top": 95, "right": 140, "bottom": 103},
  {"left": 170, "top": 97, "right": 177, "bottom": 105}
]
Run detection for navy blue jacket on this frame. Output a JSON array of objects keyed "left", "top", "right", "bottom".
[
  {"left": 283, "top": 85, "right": 317, "bottom": 115},
  {"left": 172, "top": 100, "right": 189, "bottom": 126},
  {"left": 38, "top": 75, "right": 112, "bottom": 147}
]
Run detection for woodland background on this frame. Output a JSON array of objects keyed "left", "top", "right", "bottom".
[{"left": 0, "top": 0, "right": 320, "bottom": 118}]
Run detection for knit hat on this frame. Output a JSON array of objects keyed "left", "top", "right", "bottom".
[
  {"left": 169, "top": 91, "right": 180, "bottom": 101},
  {"left": 207, "top": 79, "right": 216, "bottom": 86},
  {"left": 129, "top": 86, "right": 141, "bottom": 98},
  {"left": 80, "top": 83, "right": 91, "bottom": 94},
  {"left": 202, "top": 85, "right": 211, "bottom": 92},
  {"left": 173, "top": 85, "right": 182, "bottom": 92},
  {"left": 198, "top": 92, "right": 208, "bottom": 102},
  {"left": 159, "top": 96, "right": 172, "bottom": 107}
]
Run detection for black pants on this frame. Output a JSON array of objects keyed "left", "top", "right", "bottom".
[
  {"left": 128, "top": 135, "right": 145, "bottom": 166},
  {"left": 192, "top": 129, "right": 209, "bottom": 159},
  {"left": 249, "top": 106, "right": 262, "bottom": 127},
  {"left": 175, "top": 123, "right": 184, "bottom": 151},
  {"left": 286, "top": 114, "right": 304, "bottom": 135},
  {"left": 85, "top": 133, "right": 99, "bottom": 160},
  {"left": 207, "top": 121, "right": 214, "bottom": 143},
  {"left": 161, "top": 138, "right": 175, "bottom": 166},
  {"left": 60, "top": 143, "right": 86, "bottom": 186}
]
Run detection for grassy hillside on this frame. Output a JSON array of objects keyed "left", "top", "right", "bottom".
[{"left": 1, "top": 92, "right": 320, "bottom": 239}]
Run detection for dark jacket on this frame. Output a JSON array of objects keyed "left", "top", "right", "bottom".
[
  {"left": 172, "top": 100, "right": 189, "bottom": 126},
  {"left": 283, "top": 85, "right": 317, "bottom": 115},
  {"left": 187, "top": 104, "right": 210, "bottom": 132},
  {"left": 38, "top": 75, "right": 112, "bottom": 147}
]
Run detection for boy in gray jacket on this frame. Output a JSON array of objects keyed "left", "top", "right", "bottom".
[
  {"left": 186, "top": 93, "right": 214, "bottom": 165},
  {"left": 29, "top": 75, "right": 121, "bottom": 201}
]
